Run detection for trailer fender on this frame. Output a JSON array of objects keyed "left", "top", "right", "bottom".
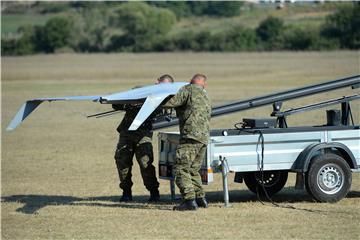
[{"left": 293, "top": 142, "right": 357, "bottom": 172}]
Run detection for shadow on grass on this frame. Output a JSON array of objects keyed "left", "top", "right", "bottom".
[
  {"left": 0, "top": 194, "right": 176, "bottom": 214},
  {"left": 2, "top": 189, "right": 360, "bottom": 215}
]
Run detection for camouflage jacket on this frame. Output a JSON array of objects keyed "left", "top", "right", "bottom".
[
  {"left": 163, "top": 84, "right": 211, "bottom": 144},
  {"left": 115, "top": 105, "right": 151, "bottom": 135}
]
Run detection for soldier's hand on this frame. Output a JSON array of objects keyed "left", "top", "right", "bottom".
[
  {"left": 152, "top": 115, "right": 173, "bottom": 123},
  {"left": 112, "top": 104, "right": 126, "bottom": 111}
]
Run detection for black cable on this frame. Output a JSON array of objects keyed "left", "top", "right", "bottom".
[
  {"left": 254, "top": 129, "right": 281, "bottom": 208},
  {"left": 255, "top": 131, "right": 266, "bottom": 206},
  {"left": 233, "top": 123, "right": 277, "bottom": 205}
]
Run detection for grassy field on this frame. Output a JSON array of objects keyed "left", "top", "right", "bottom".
[{"left": 1, "top": 51, "right": 360, "bottom": 239}]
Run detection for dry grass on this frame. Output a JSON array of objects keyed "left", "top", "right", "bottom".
[{"left": 1, "top": 51, "right": 360, "bottom": 239}]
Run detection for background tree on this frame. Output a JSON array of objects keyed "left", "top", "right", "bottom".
[
  {"left": 211, "top": 26, "right": 257, "bottom": 51},
  {"left": 205, "top": 1, "right": 242, "bottom": 17},
  {"left": 15, "top": 25, "right": 37, "bottom": 54},
  {"left": 149, "top": 1, "right": 243, "bottom": 18},
  {"left": 283, "top": 28, "right": 318, "bottom": 50},
  {"left": 321, "top": 4, "right": 360, "bottom": 49},
  {"left": 73, "top": 8, "right": 110, "bottom": 52},
  {"left": 2, "top": 2, "right": 359, "bottom": 55},
  {"left": 256, "top": 16, "right": 284, "bottom": 50},
  {"left": 149, "top": 2, "right": 192, "bottom": 18},
  {"left": 111, "top": 2, "right": 176, "bottom": 51},
  {"left": 34, "top": 16, "right": 73, "bottom": 53},
  {"left": 2, "top": 25, "right": 37, "bottom": 55}
]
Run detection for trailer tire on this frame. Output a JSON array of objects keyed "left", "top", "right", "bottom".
[
  {"left": 244, "top": 171, "right": 288, "bottom": 197},
  {"left": 305, "top": 153, "right": 351, "bottom": 203}
]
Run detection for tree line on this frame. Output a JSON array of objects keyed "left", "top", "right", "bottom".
[{"left": 2, "top": 2, "right": 359, "bottom": 55}]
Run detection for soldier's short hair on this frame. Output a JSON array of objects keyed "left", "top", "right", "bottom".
[
  {"left": 158, "top": 74, "right": 174, "bottom": 83},
  {"left": 192, "top": 74, "right": 207, "bottom": 82}
]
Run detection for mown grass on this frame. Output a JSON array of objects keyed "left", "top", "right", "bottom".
[{"left": 1, "top": 51, "right": 360, "bottom": 239}]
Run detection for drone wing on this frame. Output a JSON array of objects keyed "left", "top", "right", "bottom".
[
  {"left": 6, "top": 96, "right": 100, "bottom": 131},
  {"left": 6, "top": 82, "right": 187, "bottom": 132},
  {"left": 128, "top": 93, "right": 169, "bottom": 131},
  {"left": 99, "top": 82, "right": 187, "bottom": 104},
  {"left": 100, "top": 82, "right": 187, "bottom": 131}
]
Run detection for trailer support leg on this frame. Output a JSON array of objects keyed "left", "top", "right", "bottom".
[
  {"left": 170, "top": 179, "right": 176, "bottom": 201},
  {"left": 220, "top": 156, "right": 231, "bottom": 207}
]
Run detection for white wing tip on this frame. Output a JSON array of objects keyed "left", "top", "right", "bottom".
[
  {"left": 6, "top": 126, "right": 14, "bottom": 131},
  {"left": 128, "top": 120, "right": 142, "bottom": 131}
]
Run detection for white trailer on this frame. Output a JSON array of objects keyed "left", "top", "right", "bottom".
[
  {"left": 154, "top": 75, "right": 360, "bottom": 205},
  {"left": 158, "top": 126, "right": 360, "bottom": 204}
]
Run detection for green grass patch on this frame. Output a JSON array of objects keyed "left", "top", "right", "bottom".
[{"left": 1, "top": 13, "right": 56, "bottom": 35}]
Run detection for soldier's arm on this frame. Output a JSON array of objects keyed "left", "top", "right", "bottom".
[
  {"left": 152, "top": 107, "right": 172, "bottom": 117},
  {"left": 112, "top": 103, "right": 143, "bottom": 111},
  {"left": 112, "top": 104, "right": 127, "bottom": 111},
  {"left": 163, "top": 87, "right": 189, "bottom": 108}
]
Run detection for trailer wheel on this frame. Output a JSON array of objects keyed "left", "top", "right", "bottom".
[
  {"left": 305, "top": 153, "right": 352, "bottom": 203},
  {"left": 244, "top": 171, "right": 288, "bottom": 197}
]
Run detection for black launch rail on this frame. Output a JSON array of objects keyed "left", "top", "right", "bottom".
[{"left": 152, "top": 75, "right": 360, "bottom": 130}]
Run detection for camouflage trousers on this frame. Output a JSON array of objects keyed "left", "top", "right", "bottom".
[
  {"left": 175, "top": 139, "right": 207, "bottom": 200},
  {"left": 114, "top": 133, "right": 159, "bottom": 192}
]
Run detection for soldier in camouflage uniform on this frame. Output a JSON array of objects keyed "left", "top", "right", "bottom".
[
  {"left": 114, "top": 74, "right": 175, "bottom": 202},
  {"left": 163, "top": 74, "right": 211, "bottom": 211}
]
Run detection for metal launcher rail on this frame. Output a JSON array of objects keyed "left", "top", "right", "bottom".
[{"left": 152, "top": 75, "right": 360, "bottom": 130}]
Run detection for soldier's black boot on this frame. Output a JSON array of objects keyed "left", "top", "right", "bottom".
[
  {"left": 148, "top": 189, "right": 160, "bottom": 202},
  {"left": 120, "top": 190, "right": 132, "bottom": 202},
  {"left": 196, "top": 197, "right": 208, "bottom": 208},
  {"left": 173, "top": 199, "right": 198, "bottom": 211}
]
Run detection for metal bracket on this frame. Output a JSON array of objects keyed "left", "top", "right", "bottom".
[
  {"left": 220, "top": 156, "right": 231, "bottom": 207},
  {"left": 271, "top": 101, "right": 288, "bottom": 128}
]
